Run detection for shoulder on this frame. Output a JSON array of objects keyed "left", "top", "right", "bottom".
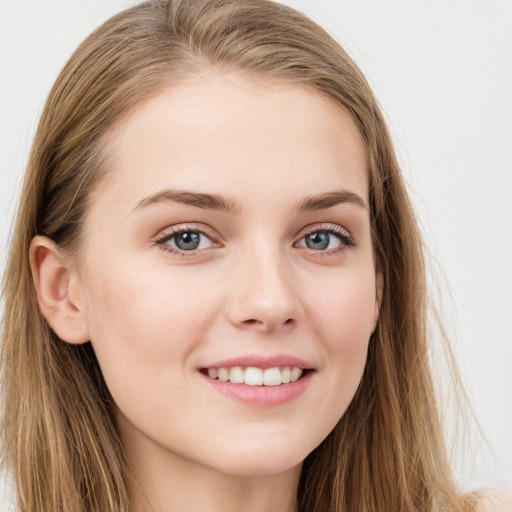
[{"left": 474, "top": 488, "right": 512, "bottom": 512}]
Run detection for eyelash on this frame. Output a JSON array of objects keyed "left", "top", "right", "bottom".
[
  {"left": 155, "top": 224, "right": 219, "bottom": 256},
  {"left": 154, "top": 223, "right": 356, "bottom": 257},
  {"left": 295, "top": 224, "right": 356, "bottom": 255}
]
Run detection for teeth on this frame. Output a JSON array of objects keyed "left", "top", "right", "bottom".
[
  {"left": 263, "top": 367, "right": 281, "bottom": 386},
  {"left": 290, "top": 367, "right": 303, "bottom": 382},
  {"left": 205, "top": 366, "right": 305, "bottom": 386},
  {"left": 229, "top": 366, "right": 244, "bottom": 384},
  {"left": 245, "top": 367, "right": 264, "bottom": 386}
]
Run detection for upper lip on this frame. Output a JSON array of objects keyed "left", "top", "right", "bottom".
[{"left": 201, "top": 353, "right": 315, "bottom": 370}]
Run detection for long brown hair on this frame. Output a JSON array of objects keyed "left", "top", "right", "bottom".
[{"left": 1, "top": 1, "right": 476, "bottom": 511}]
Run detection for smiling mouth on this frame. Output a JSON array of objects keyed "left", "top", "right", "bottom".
[{"left": 200, "top": 366, "right": 311, "bottom": 386}]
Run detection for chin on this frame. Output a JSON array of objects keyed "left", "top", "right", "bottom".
[
  {"left": 216, "top": 456, "right": 304, "bottom": 479},
  {"left": 206, "top": 436, "right": 311, "bottom": 478}
]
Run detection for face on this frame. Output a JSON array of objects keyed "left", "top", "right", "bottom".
[{"left": 75, "top": 73, "right": 380, "bottom": 478}]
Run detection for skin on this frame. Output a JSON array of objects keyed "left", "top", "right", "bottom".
[{"left": 32, "top": 73, "right": 382, "bottom": 512}]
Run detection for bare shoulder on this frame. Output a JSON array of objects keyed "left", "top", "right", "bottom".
[{"left": 475, "top": 488, "right": 512, "bottom": 512}]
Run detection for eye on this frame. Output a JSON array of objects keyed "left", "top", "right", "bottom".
[
  {"left": 295, "top": 226, "right": 355, "bottom": 252},
  {"left": 156, "top": 227, "right": 216, "bottom": 254}
]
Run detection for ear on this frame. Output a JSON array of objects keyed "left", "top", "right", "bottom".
[
  {"left": 29, "top": 236, "right": 90, "bottom": 344},
  {"left": 374, "top": 271, "right": 384, "bottom": 330}
]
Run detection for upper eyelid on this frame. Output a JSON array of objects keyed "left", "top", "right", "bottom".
[
  {"left": 295, "top": 222, "right": 352, "bottom": 238},
  {"left": 155, "top": 223, "right": 218, "bottom": 241}
]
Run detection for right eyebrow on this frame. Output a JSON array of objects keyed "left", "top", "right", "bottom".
[{"left": 133, "top": 189, "right": 240, "bottom": 214}]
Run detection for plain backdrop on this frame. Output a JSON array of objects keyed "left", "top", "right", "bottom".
[{"left": 1, "top": 0, "right": 511, "bottom": 506}]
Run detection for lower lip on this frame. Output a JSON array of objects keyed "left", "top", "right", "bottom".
[{"left": 200, "top": 371, "right": 314, "bottom": 406}]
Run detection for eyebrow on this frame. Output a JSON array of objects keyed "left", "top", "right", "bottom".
[
  {"left": 134, "top": 188, "right": 367, "bottom": 214},
  {"left": 294, "top": 191, "right": 367, "bottom": 211},
  {"left": 135, "top": 190, "right": 240, "bottom": 213}
]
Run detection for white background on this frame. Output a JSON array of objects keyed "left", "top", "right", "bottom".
[{"left": 1, "top": 0, "right": 511, "bottom": 506}]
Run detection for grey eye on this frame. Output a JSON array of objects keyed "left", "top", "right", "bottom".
[
  {"left": 174, "top": 232, "right": 200, "bottom": 250},
  {"left": 167, "top": 231, "right": 213, "bottom": 251},
  {"left": 300, "top": 231, "right": 342, "bottom": 251},
  {"left": 305, "top": 232, "right": 329, "bottom": 250}
]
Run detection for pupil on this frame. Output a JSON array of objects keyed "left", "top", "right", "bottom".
[
  {"left": 306, "top": 232, "right": 329, "bottom": 250},
  {"left": 176, "top": 232, "right": 200, "bottom": 250}
]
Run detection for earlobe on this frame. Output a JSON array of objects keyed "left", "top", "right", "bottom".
[{"left": 29, "top": 236, "right": 90, "bottom": 345}]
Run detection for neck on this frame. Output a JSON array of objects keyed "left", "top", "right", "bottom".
[{"left": 120, "top": 420, "right": 301, "bottom": 512}]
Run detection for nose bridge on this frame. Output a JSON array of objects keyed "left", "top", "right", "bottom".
[{"left": 228, "top": 235, "right": 302, "bottom": 331}]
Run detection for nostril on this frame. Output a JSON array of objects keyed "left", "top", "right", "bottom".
[{"left": 240, "top": 317, "right": 296, "bottom": 330}]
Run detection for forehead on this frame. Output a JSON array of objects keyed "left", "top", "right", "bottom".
[{"left": 93, "top": 73, "right": 368, "bottom": 216}]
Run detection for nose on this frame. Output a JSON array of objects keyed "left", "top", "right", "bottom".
[{"left": 227, "top": 246, "right": 304, "bottom": 333}]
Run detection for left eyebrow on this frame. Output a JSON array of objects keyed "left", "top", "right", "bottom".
[{"left": 294, "top": 191, "right": 368, "bottom": 211}]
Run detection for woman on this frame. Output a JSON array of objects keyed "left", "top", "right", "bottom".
[{"left": 1, "top": 1, "right": 509, "bottom": 511}]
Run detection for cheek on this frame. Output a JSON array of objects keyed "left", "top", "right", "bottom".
[
  {"left": 309, "top": 266, "right": 377, "bottom": 349},
  {"left": 81, "top": 259, "right": 221, "bottom": 389},
  {"left": 80, "top": 261, "right": 227, "bottom": 441},
  {"left": 303, "top": 267, "right": 376, "bottom": 424}
]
